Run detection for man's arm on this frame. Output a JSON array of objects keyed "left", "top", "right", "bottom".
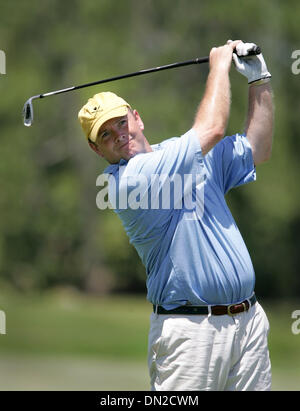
[
  {"left": 231, "top": 41, "right": 273, "bottom": 166},
  {"left": 244, "top": 81, "right": 273, "bottom": 166},
  {"left": 193, "top": 40, "right": 241, "bottom": 156}
]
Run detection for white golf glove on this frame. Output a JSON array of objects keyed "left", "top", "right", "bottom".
[{"left": 231, "top": 41, "right": 271, "bottom": 84}]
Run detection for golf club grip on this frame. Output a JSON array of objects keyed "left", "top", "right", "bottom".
[
  {"left": 233, "top": 45, "right": 261, "bottom": 56},
  {"left": 194, "top": 46, "right": 261, "bottom": 65}
]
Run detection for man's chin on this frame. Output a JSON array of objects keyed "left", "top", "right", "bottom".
[{"left": 122, "top": 147, "right": 137, "bottom": 160}]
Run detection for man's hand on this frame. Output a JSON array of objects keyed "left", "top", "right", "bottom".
[
  {"left": 209, "top": 40, "right": 242, "bottom": 74},
  {"left": 230, "top": 40, "right": 271, "bottom": 84}
]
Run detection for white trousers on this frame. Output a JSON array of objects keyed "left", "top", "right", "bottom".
[{"left": 148, "top": 302, "right": 271, "bottom": 391}]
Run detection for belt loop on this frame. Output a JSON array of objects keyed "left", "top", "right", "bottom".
[
  {"left": 155, "top": 304, "right": 158, "bottom": 319},
  {"left": 247, "top": 293, "right": 254, "bottom": 309},
  {"left": 207, "top": 305, "right": 212, "bottom": 318}
]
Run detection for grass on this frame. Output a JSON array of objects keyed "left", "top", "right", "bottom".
[
  {"left": 0, "top": 288, "right": 299, "bottom": 390},
  {"left": 0, "top": 289, "right": 150, "bottom": 360},
  {"left": 0, "top": 353, "right": 149, "bottom": 390}
]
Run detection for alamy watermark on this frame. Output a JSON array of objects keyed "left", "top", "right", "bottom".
[
  {"left": 291, "top": 310, "right": 300, "bottom": 335},
  {"left": 96, "top": 168, "right": 206, "bottom": 220},
  {"left": 0, "top": 50, "right": 6, "bottom": 74},
  {"left": 0, "top": 310, "right": 6, "bottom": 334},
  {"left": 291, "top": 50, "right": 300, "bottom": 75}
]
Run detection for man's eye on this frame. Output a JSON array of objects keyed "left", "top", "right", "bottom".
[
  {"left": 101, "top": 131, "right": 110, "bottom": 139},
  {"left": 119, "top": 119, "right": 127, "bottom": 127}
]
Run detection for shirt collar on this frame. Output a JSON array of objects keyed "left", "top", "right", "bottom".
[{"left": 104, "top": 158, "right": 128, "bottom": 174}]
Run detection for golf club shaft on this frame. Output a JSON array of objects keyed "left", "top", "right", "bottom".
[
  {"left": 37, "top": 46, "right": 261, "bottom": 99},
  {"left": 40, "top": 57, "right": 209, "bottom": 99},
  {"left": 23, "top": 45, "right": 261, "bottom": 126}
]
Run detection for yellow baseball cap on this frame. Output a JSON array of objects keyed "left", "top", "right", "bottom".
[{"left": 78, "top": 92, "right": 131, "bottom": 143}]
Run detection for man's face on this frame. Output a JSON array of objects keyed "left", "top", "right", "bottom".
[{"left": 89, "top": 110, "right": 149, "bottom": 164}]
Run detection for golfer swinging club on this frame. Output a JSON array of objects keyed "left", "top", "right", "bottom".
[{"left": 78, "top": 40, "right": 273, "bottom": 391}]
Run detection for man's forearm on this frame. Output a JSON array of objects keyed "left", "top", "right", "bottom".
[
  {"left": 192, "top": 42, "right": 239, "bottom": 156},
  {"left": 193, "top": 67, "right": 231, "bottom": 155},
  {"left": 245, "top": 81, "right": 273, "bottom": 165}
]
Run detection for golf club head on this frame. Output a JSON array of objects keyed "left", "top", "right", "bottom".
[{"left": 23, "top": 96, "right": 39, "bottom": 127}]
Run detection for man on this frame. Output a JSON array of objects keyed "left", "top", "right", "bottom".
[{"left": 78, "top": 40, "right": 273, "bottom": 391}]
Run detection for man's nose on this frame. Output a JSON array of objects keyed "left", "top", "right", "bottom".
[{"left": 115, "top": 133, "right": 126, "bottom": 143}]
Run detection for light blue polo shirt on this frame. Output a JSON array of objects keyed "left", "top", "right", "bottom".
[{"left": 104, "top": 128, "right": 256, "bottom": 308}]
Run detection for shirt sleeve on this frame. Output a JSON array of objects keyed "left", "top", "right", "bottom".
[{"left": 205, "top": 133, "right": 256, "bottom": 194}]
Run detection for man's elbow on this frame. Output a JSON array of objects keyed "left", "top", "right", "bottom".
[
  {"left": 194, "top": 124, "right": 225, "bottom": 155},
  {"left": 253, "top": 146, "right": 272, "bottom": 166},
  {"left": 213, "top": 125, "right": 226, "bottom": 140}
]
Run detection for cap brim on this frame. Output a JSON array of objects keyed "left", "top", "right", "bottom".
[{"left": 89, "top": 106, "right": 129, "bottom": 143}]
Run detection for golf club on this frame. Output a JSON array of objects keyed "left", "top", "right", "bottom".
[{"left": 22, "top": 46, "right": 261, "bottom": 127}]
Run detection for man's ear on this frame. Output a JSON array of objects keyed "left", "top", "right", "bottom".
[
  {"left": 88, "top": 140, "right": 104, "bottom": 157},
  {"left": 132, "top": 109, "right": 144, "bottom": 131}
]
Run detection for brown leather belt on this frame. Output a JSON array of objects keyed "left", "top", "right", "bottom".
[{"left": 153, "top": 294, "right": 256, "bottom": 316}]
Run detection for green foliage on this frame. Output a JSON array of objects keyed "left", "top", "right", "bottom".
[{"left": 0, "top": 0, "right": 299, "bottom": 297}]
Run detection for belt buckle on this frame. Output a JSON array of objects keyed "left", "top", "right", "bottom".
[{"left": 227, "top": 302, "right": 247, "bottom": 316}]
